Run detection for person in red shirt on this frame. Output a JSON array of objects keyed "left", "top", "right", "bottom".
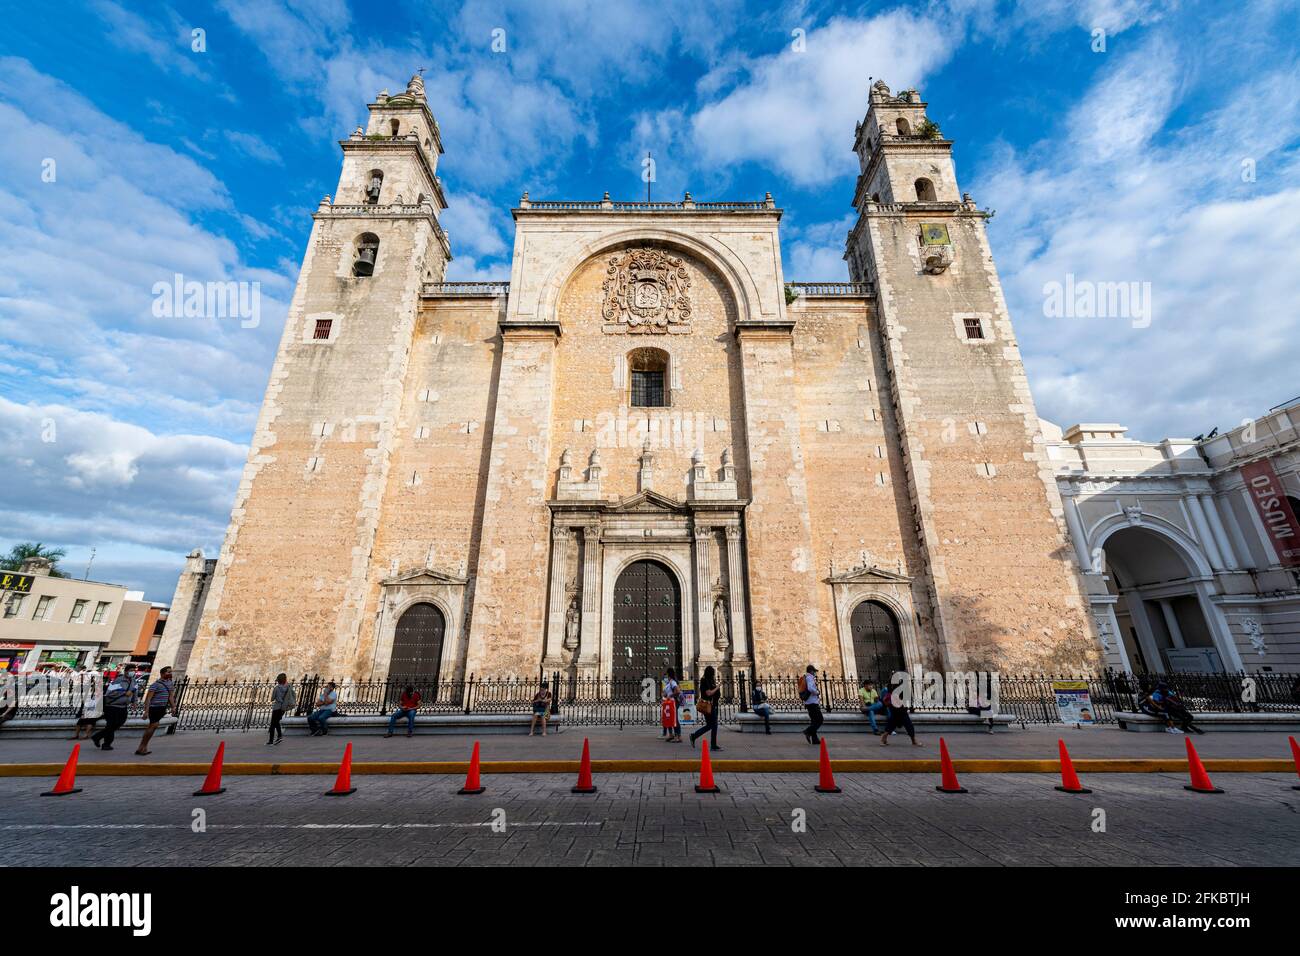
[{"left": 385, "top": 685, "right": 422, "bottom": 737}]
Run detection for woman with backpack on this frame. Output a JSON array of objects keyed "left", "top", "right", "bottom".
[
  {"left": 689, "top": 666, "right": 722, "bottom": 751},
  {"left": 879, "top": 678, "right": 923, "bottom": 747},
  {"left": 800, "top": 665, "right": 823, "bottom": 745}
]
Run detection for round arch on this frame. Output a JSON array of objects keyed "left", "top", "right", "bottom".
[
  {"left": 1089, "top": 513, "right": 1214, "bottom": 580},
  {"left": 534, "top": 227, "right": 764, "bottom": 330}
]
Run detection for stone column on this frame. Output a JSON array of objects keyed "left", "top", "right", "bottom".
[
  {"left": 734, "top": 322, "right": 822, "bottom": 671},
  {"left": 1200, "top": 493, "right": 1239, "bottom": 569},
  {"left": 1185, "top": 494, "right": 1225, "bottom": 571},
  {"left": 724, "top": 525, "right": 751, "bottom": 663},
  {"left": 578, "top": 523, "right": 601, "bottom": 673},
  {"left": 1157, "top": 598, "right": 1186, "bottom": 649},
  {"left": 1061, "top": 492, "right": 1093, "bottom": 573},
  {"left": 693, "top": 524, "right": 715, "bottom": 668},
  {"left": 543, "top": 526, "right": 570, "bottom": 669},
  {"left": 464, "top": 322, "right": 560, "bottom": 676}
]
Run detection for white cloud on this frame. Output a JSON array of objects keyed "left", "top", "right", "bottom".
[
  {"left": 690, "top": 12, "right": 957, "bottom": 185},
  {"left": 0, "top": 397, "right": 246, "bottom": 600},
  {"left": 973, "top": 34, "right": 1300, "bottom": 440}
]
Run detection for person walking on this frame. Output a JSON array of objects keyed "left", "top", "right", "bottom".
[
  {"left": 750, "top": 679, "right": 774, "bottom": 734},
  {"left": 527, "top": 682, "right": 551, "bottom": 737},
  {"left": 92, "top": 667, "right": 136, "bottom": 751},
  {"left": 880, "top": 679, "right": 923, "bottom": 747},
  {"left": 800, "top": 665, "right": 823, "bottom": 745},
  {"left": 268, "top": 673, "right": 295, "bottom": 745},
  {"left": 307, "top": 681, "right": 339, "bottom": 736},
  {"left": 135, "top": 666, "right": 177, "bottom": 756},
  {"left": 858, "top": 679, "right": 886, "bottom": 735},
  {"left": 661, "top": 667, "right": 682, "bottom": 742},
  {"left": 689, "top": 666, "right": 722, "bottom": 751}
]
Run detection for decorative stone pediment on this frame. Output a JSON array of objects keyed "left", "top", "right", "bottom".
[
  {"left": 617, "top": 489, "right": 687, "bottom": 514},
  {"left": 602, "top": 246, "right": 693, "bottom": 333},
  {"left": 826, "top": 564, "right": 911, "bottom": 585},
  {"left": 381, "top": 565, "right": 467, "bottom": 587}
]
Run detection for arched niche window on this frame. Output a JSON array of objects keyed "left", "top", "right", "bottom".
[
  {"left": 389, "top": 118, "right": 400, "bottom": 137},
  {"left": 629, "top": 347, "right": 669, "bottom": 408},
  {"left": 914, "top": 177, "right": 937, "bottom": 201},
  {"left": 364, "top": 169, "right": 383, "bottom": 205},
  {"left": 352, "top": 233, "right": 379, "bottom": 277},
  {"left": 895, "top": 117, "right": 911, "bottom": 135},
  {"left": 870, "top": 192, "right": 881, "bottom": 203}
]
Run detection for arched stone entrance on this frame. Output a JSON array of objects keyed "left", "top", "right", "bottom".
[
  {"left": 849, "top": 599, "right": 906, "bottom": 679},
  {"left": 1101, "top": 527, "right": 1221, "bottom": 672},
  {"left": 611, "top": 559, "right": 681, "bottom": 689},
  {"left": 389, "top": 602, "right": 446, "bottom": 682}
]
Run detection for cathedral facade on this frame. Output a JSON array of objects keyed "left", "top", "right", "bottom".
[{"left": 168, "top": 76, "right": 1103, "bottom": 682}]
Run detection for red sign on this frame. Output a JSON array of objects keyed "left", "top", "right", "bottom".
[{"left": 1241, "top": 459, "right": 1300, "bottom": 568}]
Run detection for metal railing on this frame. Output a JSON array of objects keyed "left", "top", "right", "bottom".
[
  {"left": 786, "top": 282, "right": 875, "bottom": 297},
  {"left": 5, "top": 669, "right": 1295, "bottom": 731}
]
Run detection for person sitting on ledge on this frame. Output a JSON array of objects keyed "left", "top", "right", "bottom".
[
  {"left": 307, "top": 681, "right": 339, "bottom": 736},
  {"left": 750, "top": 679, "right": 774, "bottom": 734},
  {"left": 385, "top": 684, "right": 422, "bottom": 738}
]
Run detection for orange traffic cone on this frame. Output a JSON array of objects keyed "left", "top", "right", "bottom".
[
  {"left": 1054, "top": 739, "right": 1091, "bottom": 794},
  {"left": 325, "top": 742, "right": 357, "bottom": 796},
  {"left": 1183, "top": 737, "right": 1223, "bottom": 794},
  {"left": 571, "top": 737, "right": 597, "bottom": 794},
  {"left": 1289, "top": 736, "right": 1300, "bottom": 791},
  {"left": 935, "top": 737, "right": 967, "bottom": 793},
  {"left": 42, "top": 744, "right": 83, "bottom": 797},
  {"left": 814, "top": 738, "right": 841, "bottom": 793},
  {"left": 457, "top": 740, "right": 485, "bottom": 795},
  {"left": 193, "top": 741, "right": 227, "bottom": 796},
  {"left": 695, "top": 739, "right": 721, "bottom": 793}
]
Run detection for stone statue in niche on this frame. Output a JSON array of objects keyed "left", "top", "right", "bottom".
[
  {"left": 565, "top": 598, "right": 581, "bottom": 650},
  {"left": 713, "top": 595, "right": 731, "bottom": 651}
]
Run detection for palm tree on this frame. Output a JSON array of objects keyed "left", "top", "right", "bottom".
[{"left": 0, "top": 542, "right": 70, "bottom": 577}]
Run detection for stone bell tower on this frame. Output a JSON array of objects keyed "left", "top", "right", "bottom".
[
  {"left": 845, "top": 81, "right": 1100, "bottom": 672},
  {"left": 184, "top": 73, "right": 454, "bottom": 678}
]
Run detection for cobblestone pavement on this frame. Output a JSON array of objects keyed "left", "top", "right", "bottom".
[
  {"left": 3, "top": 724, "right": 1298, "bottom": 765},
  {"left": 2, "top": 772, "right": 1297, "bottom": 866}
]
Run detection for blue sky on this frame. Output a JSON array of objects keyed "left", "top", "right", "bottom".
[{"left": 2, "top": 0, "right": 1299, "bottom": 600}]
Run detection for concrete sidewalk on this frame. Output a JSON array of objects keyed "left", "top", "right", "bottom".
[{"left": 2, "top": 722, "right": 1297, "bottom": 767}]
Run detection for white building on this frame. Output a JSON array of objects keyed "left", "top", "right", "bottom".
[{"left": 1048, "top": 400, "right": 1300, "bottom": 674}]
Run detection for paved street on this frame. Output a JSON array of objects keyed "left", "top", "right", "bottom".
[
  {"left": 3, "top": 723, "right": 1298, "bottom": 765},
  {"left": 2, "top": 771, "right": 1297, "bottom": 866}
]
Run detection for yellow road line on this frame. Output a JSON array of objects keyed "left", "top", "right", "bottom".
[{"left": 0, "top": 758, "right": 1292, "bottom": 776}]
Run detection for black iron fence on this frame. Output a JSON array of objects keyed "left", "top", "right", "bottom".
[{"left": 4, "top": 669, "right": 1297, "bottom": 732}]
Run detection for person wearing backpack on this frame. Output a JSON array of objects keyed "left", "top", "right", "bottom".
[
  {"left": 880, "top": 679, "right": 923, "bottom": 747},
  {"left": 91, "top": 667, "right": 136, "bottom": 751},
  {"left": 268, "top": 673, "right": 295, "bottom": 745},
  {"left": 800, "top": 665, "right": 823, "bottom": 745}
]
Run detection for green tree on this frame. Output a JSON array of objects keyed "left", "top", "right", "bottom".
[{"left": 0, "top": 542, "right": 70, "bottom": 577}]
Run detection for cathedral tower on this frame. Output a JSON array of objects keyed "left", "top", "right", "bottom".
[
  {"left": 180, "top": 74, "right": 453, "bottom": 677},
  {"left": 845, "top": 81, "right": 1100, "bottom": 671}
]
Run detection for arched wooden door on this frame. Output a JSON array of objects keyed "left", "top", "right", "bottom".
[
  {"left": 612, "top": 560, "right": 681, "bottom": 691},
  {"left": 390, "top": 603, "right": 445, "bottom": 683},
  {"left": 850, "top": 600, "right": 906, "bottom": 680}
]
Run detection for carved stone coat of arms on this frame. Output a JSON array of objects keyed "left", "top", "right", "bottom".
[{"left": 602, "top": 247, "right": 692, "bottom": 333}]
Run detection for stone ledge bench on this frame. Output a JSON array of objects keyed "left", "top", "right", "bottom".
[
  {"left": 280, "top": 713, "right": 566, "bottom": 735},
  {"left": 1114, "top": 711, "right": 1300, "bottom": 732},
  {"left": 734, "top": 711, "right": 1016, "bottom": 733},
  {"left": 0, "top": 715, "right": 179, "bottom": 738}
]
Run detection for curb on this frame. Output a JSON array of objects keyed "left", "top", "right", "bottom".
[{"left": 0, "top": 758, "right": 1292, "bottom": 776}]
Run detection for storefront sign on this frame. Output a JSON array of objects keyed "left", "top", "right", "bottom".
[
  {"left": 1241, "top": 459, "right": 1300, "bottom": 568},
  {"left": 0, "top": 572, "right": 34, "bottom": 593}
]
